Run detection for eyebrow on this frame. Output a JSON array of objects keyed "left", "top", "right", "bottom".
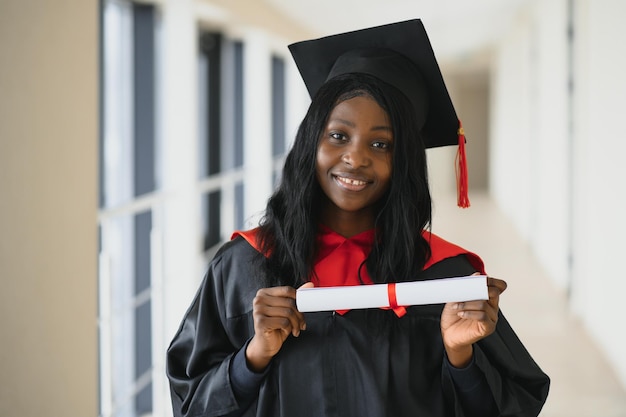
[{"left": 329, "top": 118, "right": 393, "bottom": 132}]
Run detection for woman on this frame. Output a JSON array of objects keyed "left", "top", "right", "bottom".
[{"left": 167, "top": 19, "right": 550, "bottom": 417}]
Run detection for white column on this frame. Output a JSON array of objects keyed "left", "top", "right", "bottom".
[
  {"left": 489, "top": 14, "right": 534, "bottom": 240},
  {"left": 158, "top": 0, "right": 202, "bottom": 407},
  {"left": 243, "top": 29, "right": 273, "bottom": 226},
  {"left": 285, "top": 58, "right": 311, "bottom": 150},
  {"left": 528, "top": 0, "right": 570, "bottom": 289}
]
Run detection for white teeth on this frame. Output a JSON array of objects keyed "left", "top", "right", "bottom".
[{"left": 337, "top": 176, "right": 367, "bottom": 186}]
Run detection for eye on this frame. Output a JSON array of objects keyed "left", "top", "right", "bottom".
[
  {"left": 329, "top": 132, "right": 347, "bottom": 142},
  {"left": 372, "top": 140, "right": 392, "bottom": 150}
]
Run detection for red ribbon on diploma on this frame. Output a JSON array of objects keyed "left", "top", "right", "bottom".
[{"left": 388, "top": 283, "right": 407, "bottom": 317}]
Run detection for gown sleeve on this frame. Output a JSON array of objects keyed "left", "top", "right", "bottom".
[
  {"left": 166, "top": 239, "right": 259, "bottom": 417},
  {"left": 423, "top": 255, "right": 550, "bottom": 417},
  {"left": 443, "top": 354, "right": 497, "bottom": 417},
  {"left": 471, "top": 312, "right": 550, "bottom": 416}
]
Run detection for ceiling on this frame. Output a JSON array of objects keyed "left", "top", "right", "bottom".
[{"left": 266, "top": 0, "right": 528, "bottom": 69}]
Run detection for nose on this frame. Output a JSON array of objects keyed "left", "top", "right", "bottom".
[{"left": 341, "top": 142, "right": 371, "bottom": 168}]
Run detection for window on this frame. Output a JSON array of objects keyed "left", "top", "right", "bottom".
[
  {"left": 100, "top": 5, "right": 297, "bottom": 415},
  {"left": 99, "top": 1, "right": 160, "bottom": 416},
  {"left": 198, "top": 32, "right": 246, "bottom": 254}
]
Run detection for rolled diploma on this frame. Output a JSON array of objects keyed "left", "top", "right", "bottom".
[{"left": 296, "top": 275, "right": 488, "bottom": 312}]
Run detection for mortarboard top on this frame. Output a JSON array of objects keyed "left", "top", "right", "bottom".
[
  {"left": 288, "top": 19, "right": 460, "bottom": 150},
  {"left": 288, "top": 19, "right": 470, "bottom": 207}
]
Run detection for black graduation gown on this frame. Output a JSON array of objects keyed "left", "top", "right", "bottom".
[{"left": 166, "top": 237, "right": 549, "bottom": 417}]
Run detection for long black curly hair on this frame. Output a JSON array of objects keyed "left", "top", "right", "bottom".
[{"left": 255, "top": 72, "right": 432, "bottom": 287}]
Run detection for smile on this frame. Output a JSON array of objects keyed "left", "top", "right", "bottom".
[
  {"left": 333, "top": 175, "right": 370, "bottom": 190},
  {"left": 337, "top": 176, "right": 367, "bottom": 186}
]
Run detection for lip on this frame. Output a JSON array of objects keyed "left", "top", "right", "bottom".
[{"left": 332, "top": 174, "right": 371, "bottom": 192}]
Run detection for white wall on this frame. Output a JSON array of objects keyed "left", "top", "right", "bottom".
[
  {"left": 490, "top": 0, "right": 626, "bottom": 389},
  {"left": 0, "top": 1, "right": 99, "bottom": 416},
  {"left": 570, "top": 0, "right": 626, "bottom": 389},
  {"left": 491, "top": 0, "right": 571, "bottom": 288},
  {"left": 528, "top": 0, "right": 570, "bottom": 288}
]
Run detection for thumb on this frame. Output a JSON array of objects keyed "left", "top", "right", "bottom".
[{"left": 298, "top": 281, "right": 315, "bottom": 289}]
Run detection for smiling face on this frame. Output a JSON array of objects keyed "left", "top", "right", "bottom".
[{"left": 316, "top": 94, "right": 393, "bottom": 236}]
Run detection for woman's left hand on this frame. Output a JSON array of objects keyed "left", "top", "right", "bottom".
[{"left": 440, "top": 276, "right": 507, "bottom": 367}]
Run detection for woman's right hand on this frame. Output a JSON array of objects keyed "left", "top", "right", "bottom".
[{"left": 246, "top": 282, "right": 314, "bottom": 372}]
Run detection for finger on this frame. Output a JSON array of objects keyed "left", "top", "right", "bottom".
[
  {"left": 442, "top": 301, "right": 460, "bottom": 313},
  {"left": 454, "top": 300, "right": 499, "bottom": 323},
  {"left": 455, "top": 299, "right": 499, "bottom": 324},
  {"left": 485, "top": 279, "right": 507, "bottom": 310},
  {"left": 487, "top": 277, "right": 507, "bottom": 293},
  {"left": 255, "top": 314, "right": 298, "bottom": 336},
  {"left": 255, "top": 286, "right": 300, "bottom": 310},
  {"left": 254, "top": 287, "right": 306, "bottom": 336},
  {"left": 455, "top": 310, "right": 497, "bottom": 339},
  {"left": 299, "top": 281, "right": 315, "bottom": 289},
  {"left": 454, "top": 300, "right": 488, "bottom": 311},
  {"left": 253, "top": 302, "right": 306, "bottom": 339},
  {"left": 455, "top": 309, "right": 494, "bottom": 323},
  {"left": 259, "top": 285, "right": 298, "bottom": 299},
  {"left": 254, "top": 291, "right": 299, "bottom": 315},
  {"left": 258, "top": 302, "right": 305, "bottom": 337}
]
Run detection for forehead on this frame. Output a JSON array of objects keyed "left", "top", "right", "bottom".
[
  {"left": 335, "top": 89, "right": 383, "bottom": 110},
  {"left": 329, "top": 95, "right": 390, "bottom": 123}
]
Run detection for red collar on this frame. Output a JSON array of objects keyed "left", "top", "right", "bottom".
[
  {"left": 231, "top": 227, "right": 485, "bottom": 316},
  {"left": 231, "top": 226, "right": 485, "bottom": 279}
]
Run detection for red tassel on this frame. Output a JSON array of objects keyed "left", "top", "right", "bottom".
[{"left": 455, "top": 120, "right": 470, "bottom": 208}]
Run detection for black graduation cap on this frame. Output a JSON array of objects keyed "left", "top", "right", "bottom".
[{"left": 288, "top": 19, "right": 470, "bottom": 207}]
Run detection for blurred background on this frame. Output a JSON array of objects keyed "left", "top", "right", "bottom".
[{"left": 1, "top": 0, "right": 625, "bottom": 416}]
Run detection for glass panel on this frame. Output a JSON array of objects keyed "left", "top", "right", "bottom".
[
  {"left": 272, "top": 55, "right": 286, "bottom": 157},
  {"left": 102, "top": 0, "right": 134, "bottom": 208},
  {"left": 197, "top": 51, "right": 208, "bottom": 179},
  {"left": 134, "top": 211, "right": 151, "bottom": 294},
  {"left": 234, "top": 41, "right": 244, "bottom": 168},
  {"left": 203, "top": 190, "right": 222, "bottom": 250},
  {"left": 134, "top": 301, "right": 152, "bottom": 415},
  {"left": 104, "top": 214, "right": 135, "bottom": 416},
  {"left": 235, "top": 182, "right": 244, "bottom": 230},
  {"left": 135, "top": 381, "right": 153, "bottom": 416},
  {"left": 134, "top": 210, "right": 152, "bottom": 388},
  {"left": 133, "top": 3, "right": 156, "bottom": 196},
  {"left": 199, "top": 32, "right": 222, "bottom": 177}
]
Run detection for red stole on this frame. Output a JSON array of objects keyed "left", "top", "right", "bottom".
[{"left": 231, "top": 227, "right": 485, "bottom": 315}]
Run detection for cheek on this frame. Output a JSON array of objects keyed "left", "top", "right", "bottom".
[
  {"left": 378, "top": 161, "right": 393, "bottom": 194},
  {"left": 315, "top": 150, "right": 327, "bottom": 182},
  {"left": 315, "top": 145, "right": 332, "bottom": 173},
  {"left": 386, "top": 155, "right": 393, "bottom": 175},
  {"left": 379, "top": 156, "right": 393, "bottom": 183}
]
